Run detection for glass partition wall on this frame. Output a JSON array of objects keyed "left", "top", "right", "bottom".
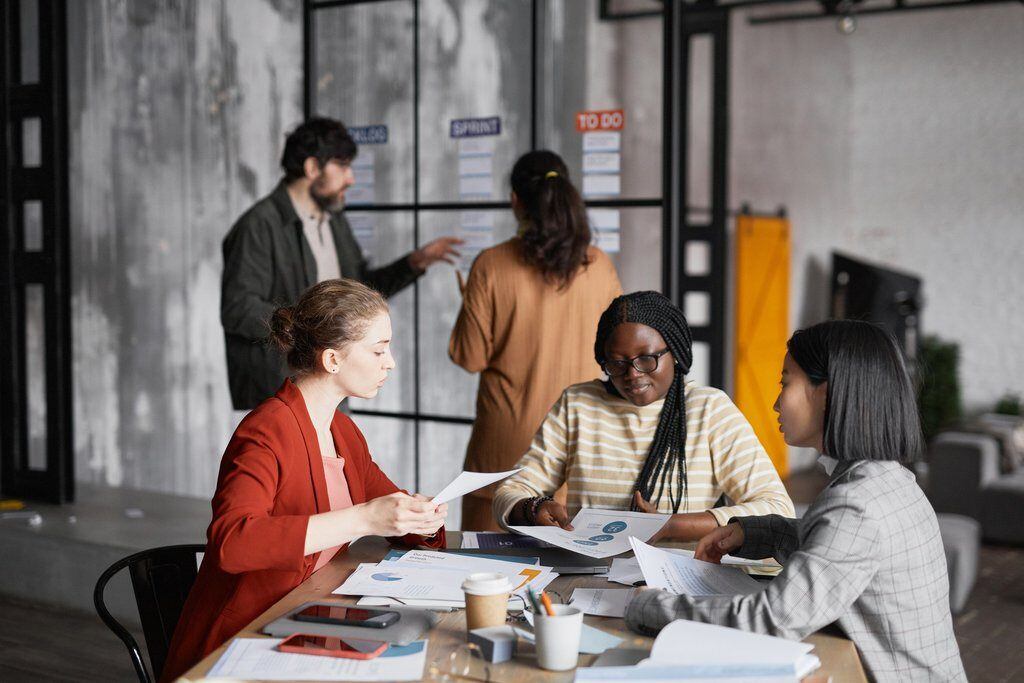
[{"left": 308, "top": 0, "right": 664, "bottom": 528}]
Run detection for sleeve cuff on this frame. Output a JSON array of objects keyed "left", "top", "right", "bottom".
[{"left": 707, "top": 507, "right": 735, "bottom": 526}]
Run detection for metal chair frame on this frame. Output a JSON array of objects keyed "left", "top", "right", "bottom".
[{"left": 93, "top": 543, "right": 205, "bottom": 683}]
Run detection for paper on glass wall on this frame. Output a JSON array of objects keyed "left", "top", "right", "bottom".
[
  {"left": 583, "top": 152, "right": 621, "bottom": 174},
  {"left": 457, "top": 211, "right": 495, "bottom": 272},
  {"left": 347, "top": 212, "right": 377, "bottom": 262},
  {"left": 588, "top": 208, "right": 621, "bottom": 254},
  {"left": 458, "top": 155, "right": 493, "bottom": 177},
  {"left": 346, "top": 184, "right": 375, "bottom": 206},
  {"left": 583, "top": 174, "right": 621, "bottom": 198},
  {"left": 583, "top": 131, "right": 621, "bottom": 153}
]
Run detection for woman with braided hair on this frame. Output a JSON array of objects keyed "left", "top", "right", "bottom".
[
  {"left": 450, "top": 150, "right": 621, "bottom": 531},
  {"left": 494, "top": 291, "right": 793, "bottom": 540}
]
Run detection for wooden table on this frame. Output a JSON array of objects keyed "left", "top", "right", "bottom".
[{"left": 183, "top": 535, "right": 867, "bottom": 682}]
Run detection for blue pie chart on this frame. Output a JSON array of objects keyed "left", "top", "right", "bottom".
[
  {"left": 589, "top": 534, "right": 615, "bottom": 542},
  {"left": 371, "top": 572, "right": 403, "bottom": 582},
  {"left": 573, "top": 540, "right": 599, "bottom": 546},
  {"left": 602, "top": 521, "right": 628, "bottom": 534}
]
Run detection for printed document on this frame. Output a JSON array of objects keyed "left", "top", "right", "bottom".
[
  {"left": 431, "top": 468, "right": 522, "bottom": 504},
  {"left": 206, "top": 638, "right": 427, "bottom": 681},
  {"left": 510, "top": 509, "right": 670, "bottom": 559},
  {"left": 630, "top": 538, "right": 764, "bottom": 596},
  {"left": 333, "top": 553, "right": 556, "bottom": 603},
  {"left": 570, "top": 587, "right": 640, "bottom": 618},
  {"left": 390, "top": 549, "right": 556, "bottom": 595}
]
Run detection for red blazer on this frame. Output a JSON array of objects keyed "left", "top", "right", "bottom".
[{"left": 161, "top": 380, "right": 445, "bottom": 682}]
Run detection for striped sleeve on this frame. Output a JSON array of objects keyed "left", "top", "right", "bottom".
[
  {"left": 492, "top": 391, "right": 573, "bottom": 530},
  {"left": 702, "top": 390, "right": 795, "bottom": 525}
]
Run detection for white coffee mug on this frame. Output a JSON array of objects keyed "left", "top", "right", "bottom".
[{"left": 533, "top": 604, "right": 583, "bottom": 671}]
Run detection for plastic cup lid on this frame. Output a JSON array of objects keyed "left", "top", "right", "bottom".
[{"left": 462, "top": 572, "right": 513, "bottom": 596}]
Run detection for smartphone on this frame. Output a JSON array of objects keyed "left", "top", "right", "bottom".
[
  {"left": 277, "top": 633, "right": 388, "bottom": 659},
  {"left": 293, "top": 604, "right": 400, "bottom": 629}
]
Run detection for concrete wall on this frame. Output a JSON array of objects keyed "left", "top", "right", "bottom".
[
  {"left": 64, "top": 2, "right": 1023, "bottom": 495},
  {"left": 729, "top": 4, "right": 1024, "bottom": 466},
  {"left": 67, "top": 0, "right": 303, "bottom": 497}
]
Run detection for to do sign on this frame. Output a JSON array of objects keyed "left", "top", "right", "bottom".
[{"left": 575, "top": 109, "right": 625, "bottom": 132}]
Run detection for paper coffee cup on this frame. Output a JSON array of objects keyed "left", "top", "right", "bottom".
[
  {"left": 462, "top": 572, "right": 512, "bottom": 631},
  {"left": 534, "top": 604, "right": 583, "bottom": 671}
]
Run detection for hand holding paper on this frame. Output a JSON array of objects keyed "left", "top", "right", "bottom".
[
  {"left": 629, "top": 537, "right": 764, "bottom": 596},
  {"left": 431, "top": 468, "right": 522, "bottom": 505},
  {"left": 511, "top": 508, "right": 670, "bottom": 559}
]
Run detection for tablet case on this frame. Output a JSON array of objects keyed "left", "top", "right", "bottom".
[{"left": 262, "top": 602, "right": 439, "bottom": 646}]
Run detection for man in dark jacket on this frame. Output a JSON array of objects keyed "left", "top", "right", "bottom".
[{"left": 222, "top": 118, "right": 460, "bottom": 410}]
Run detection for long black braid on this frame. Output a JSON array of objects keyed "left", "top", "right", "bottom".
[{"left": 594, "top": 291, "right": 694, "bottom": 513}]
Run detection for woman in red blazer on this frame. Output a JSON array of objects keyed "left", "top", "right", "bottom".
[{"left": 161, "top": 279, "right": 447, "bottom": 682}]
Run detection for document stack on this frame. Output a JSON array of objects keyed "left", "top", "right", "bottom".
[{"left": 332, "top": 548, "right": 557, "bottom": 610}]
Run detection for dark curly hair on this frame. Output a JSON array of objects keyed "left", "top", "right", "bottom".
[
  {"left": 594, "top": 291, "right": 694, "bottom": 513},
  {"left": 510, "top": 150, "right": 592, "bottom": 290},
  {"left": 280, "top": 117, "right": 357, "bottom": 181}
]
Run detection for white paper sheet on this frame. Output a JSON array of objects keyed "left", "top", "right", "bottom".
[
  {"left": 430, "top": 468, "right": 522, "bottom": 504},
  {"left": 458, "top": 175, "right": 492, "bottom": 198},
  {"left": 647, "top": 620, "right": 815, "bottom": 671},
  {"left": 665, "top": 547, "right": 779, "bottom": 571},
  {"left": 458, "top": 155, "right": 493, "bottom": 176},
  {"left": 583, "top": 151, "right": 621, "bottom": 174},
  {"left": 356, "top": 595, "right": 521, "bottom": 611},
  {"left": 582, "top": 173, "right": 621, "bottom": 198},
  {"left": 333, "top": 564, "right": 473, "bottom": 601},
  {"left": 606, "top": 557, "right": 645, "bottom": 586},
  {"left": 391, "top": 549, "right": 556, "bottom": 595},
  {"left": 608, "top": 549, "right": 775, "bottom": 586},
  {"left": 569, "top": 587, "right": 639, "bottom": 618},
  {"left": 205, "top": 638, "right": 427, "bottom": 681},
  {"left": 510, "top": 509, "right": 670, "bottom": 559},
  {"left": 629, "top": 538, "right": 764, "bottom": 596},
  {"left": 583, "top": 131, "right": 622, "bottom": 153}
]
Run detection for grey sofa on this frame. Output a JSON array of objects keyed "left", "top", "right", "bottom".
[{"left": 927, "top": 430, "right": 1024, "bottom": 545}]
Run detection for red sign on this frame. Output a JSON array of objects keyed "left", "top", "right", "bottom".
[{"left": 575, "top": 109, "right": 625, "bottom": 132}]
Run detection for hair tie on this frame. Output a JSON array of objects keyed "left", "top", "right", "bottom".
[{"left": 544, "top": 171, "right": 559, "bottom": 179}]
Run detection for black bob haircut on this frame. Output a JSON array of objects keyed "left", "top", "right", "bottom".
[
  {"left": 594, "top": 291, "right": 693, "bottom": 513},
  {"left": 280, "top": 118, "right": 357, "bottom": 181},
  {"left": 787, "top": 319, "right": 923, "bottom": 464}
]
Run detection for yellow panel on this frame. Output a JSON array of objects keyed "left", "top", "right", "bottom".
[{"left": 733, "top": 215, "right": 790, "bottom": 476}]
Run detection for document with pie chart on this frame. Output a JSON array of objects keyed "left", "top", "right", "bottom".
[
  {"left": 332, "top": 563, "right": 474, "bottom": 601},
  {"left": 509, "top": 508, "right": 671, "bottom": 559}
]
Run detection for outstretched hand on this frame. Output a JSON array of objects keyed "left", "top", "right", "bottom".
[
  {"left": 409, "top": 236, "right": 463, "bottom": 271},
  {"left": 694, "top": 522, "right": 745, "bottom": 564}
]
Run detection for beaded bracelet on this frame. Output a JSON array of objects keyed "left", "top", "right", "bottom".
[{"left": 527, "top": 495, "right": 554, "bottom": 524}]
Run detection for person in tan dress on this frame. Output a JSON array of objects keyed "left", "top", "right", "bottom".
[{"left": 449, "top": 150, "right": 622, "bottom": 531}]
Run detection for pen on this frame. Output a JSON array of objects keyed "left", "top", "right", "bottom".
[
  {"left": 525, "top": 586, "right": 542, "bottom": 614},
  {"left": 539, "top": 590, "right": 556, "bottom": 617}
]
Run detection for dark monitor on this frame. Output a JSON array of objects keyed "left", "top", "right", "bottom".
[{"left": 830, "top": 252, "right": 923, "bottom": 361}]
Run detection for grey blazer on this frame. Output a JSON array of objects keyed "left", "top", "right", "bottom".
[{"left": 626, "top": 460, "right": 966, "bottom": 682}]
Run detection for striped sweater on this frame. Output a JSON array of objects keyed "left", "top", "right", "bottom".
[{"left": 493, "top": 380, "right": 794, "bottom": 527}]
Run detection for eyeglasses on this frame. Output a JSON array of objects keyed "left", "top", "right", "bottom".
[{"left": 602, "top": 349, "right": 672, "bottom": 377}]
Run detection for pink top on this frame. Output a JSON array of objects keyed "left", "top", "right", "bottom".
[{"left": 312, "top": 454, "right": 355, "bottom": 572}]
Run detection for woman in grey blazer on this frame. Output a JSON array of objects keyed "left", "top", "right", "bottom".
[{"left": 626, "top": 320, "right": 966, "bottom": 682}]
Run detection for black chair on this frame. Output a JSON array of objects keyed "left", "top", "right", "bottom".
[{"left": 93, "top": 544, "right": 205, "bottom": 683}]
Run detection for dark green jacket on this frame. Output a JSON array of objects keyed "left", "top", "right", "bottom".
[{"left": 221, "top": 181, "right": 420, "bottom": 410}]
